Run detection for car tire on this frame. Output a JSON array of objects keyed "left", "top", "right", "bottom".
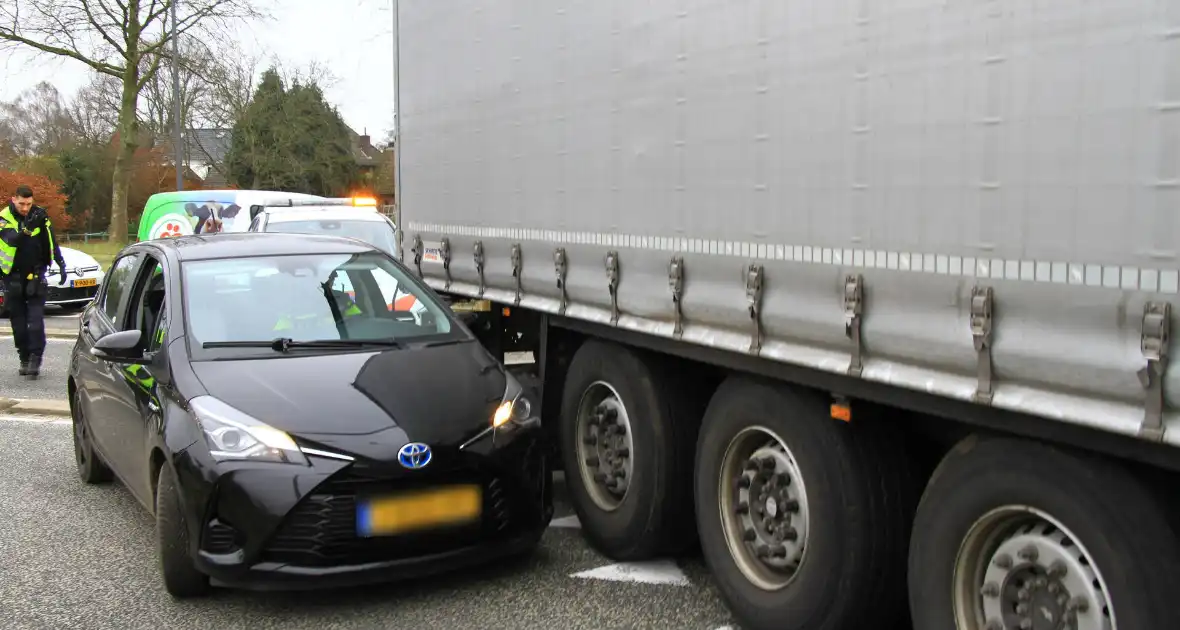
[
  {"left": 908, "top": 435, "right": 1180, "bottom": 630},
  {"left": 558, "top": 340, "right": 703, "bottom": 560},
  {"left": 695, "top": 377, "right": 917, "bottom": 630},
  {"left": 72, "top": 389, "right": 113, "bottom": 484},
  {"left": 155, "top": 463, "right": 210, "bottom": 598}
]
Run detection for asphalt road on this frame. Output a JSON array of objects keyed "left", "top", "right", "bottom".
[
  {"left": 0, "top": 418, "right": 741, "bottom": 630},
  {"left": 0, "top": 336, "right": 74, "bottom": 400}
]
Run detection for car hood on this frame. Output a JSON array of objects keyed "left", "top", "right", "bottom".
[
  {"left": 189, "top": 339, "right": 507, "bottom": 458},
  {"left": 56, "top": 247, "right": 105, "bottom": 276}
]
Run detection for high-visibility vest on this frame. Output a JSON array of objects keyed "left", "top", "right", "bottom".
[
  {"left": 124, "top": 363, "right": 155, "bottom": 392},
  {"left": 0, "top": 206, "right": 55, "bottom": 277},
  {"left": 273, "top": 301, "right": 363, "bottom": 331}
]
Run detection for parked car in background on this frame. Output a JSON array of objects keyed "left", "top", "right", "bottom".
[
  {"left": 68, "top": 231, "right": 550, "bottom": 597},
  {"left": 0, "top": 245, "right": 104, "bottom": 316}
]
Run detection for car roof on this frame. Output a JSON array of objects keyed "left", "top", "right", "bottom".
[
  {"left": 263, "top": 207, "right": 390, "bottom": 222},
  {"left": 138, "top": 232, "right": 375, "bottom": 262}
]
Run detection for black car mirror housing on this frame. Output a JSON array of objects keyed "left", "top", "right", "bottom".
[{"left": 91, "top": 329, "right": 146, "bottom": 363}]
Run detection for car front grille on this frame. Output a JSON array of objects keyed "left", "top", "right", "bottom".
[
  {"left": 46, "top": 285, "right": 98, "bottom": 302},
  {"left": 260, "top": 467, "right": 516, "bottom": 567}
]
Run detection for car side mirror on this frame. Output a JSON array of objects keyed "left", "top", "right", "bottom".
[{"left": 91, "top": 329, "right": 145, "bottom": 363}]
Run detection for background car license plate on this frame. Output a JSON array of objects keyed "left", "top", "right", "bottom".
[
  {"left": 356, "top": 485, "right": 482, "bottom": 537},
  {"left": 72, "top": 278, "right": 97, "bottom": 288}
]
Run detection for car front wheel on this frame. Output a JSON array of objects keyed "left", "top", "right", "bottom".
[
  {"left": 72, "top": 389, "right": 112, "bottom": 484},
  {"left": 155, "top": 463, "right": 210, "bottom": 598}
]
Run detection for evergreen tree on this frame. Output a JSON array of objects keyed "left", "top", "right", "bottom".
[{"left": 226, "top": 68, "right": 360, "bottom": 195}]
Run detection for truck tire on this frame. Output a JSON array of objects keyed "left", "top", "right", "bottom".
[
  {"left": 695, "top": 377, "right": 916, "bottom": 630},
  {"left": 156, "top": 463, "right": 210, "bottom": 598},
  {"left": 559, "top": 340, "right": 700, "bottom": 559},
  {"left": 909, "top": 435, "right": 1180, "bottom": 630}
]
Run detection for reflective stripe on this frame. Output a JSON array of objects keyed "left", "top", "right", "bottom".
[{"left": 0, "top": 208, "right": 15, "bottom": 275}]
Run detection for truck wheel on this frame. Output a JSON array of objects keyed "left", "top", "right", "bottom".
[
  {"left": 559, "top": 340, "right": 699, "bottom": 559},
  {"left": 695, "top": 378, "right": 916, "bottom": 630},
  {"left": 909, "top": 436, "right": 1180, "bottom": 630}
]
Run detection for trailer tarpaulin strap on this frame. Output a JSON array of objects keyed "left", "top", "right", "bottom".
[{"left": 1138, "top": 301, "right": 1171, "bottom": 442}]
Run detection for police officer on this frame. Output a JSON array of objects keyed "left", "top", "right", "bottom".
[{"left": 0, "top": 185, "right": 67, "bottom": 378}]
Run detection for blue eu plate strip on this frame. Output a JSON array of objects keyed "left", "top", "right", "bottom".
[{"left": 356, "top": 501, "right": 372, "bottom": 537}]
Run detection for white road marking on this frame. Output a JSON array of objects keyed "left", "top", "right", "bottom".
[
  {"left": 0, "top": 415, "right": 70, "bottom": 425},
  {"left": 549, "top": 515, "right": 581, "bottom": 529},
  {"left": 0, "top": 336, "right": 75, "bottom": 342},
  {"left": 570, "top": 560, "right": 691, "bottom": 586}
]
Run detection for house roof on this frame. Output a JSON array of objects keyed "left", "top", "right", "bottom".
[{"left": 157, "top": 129, "right": 233, "bottom": 165}]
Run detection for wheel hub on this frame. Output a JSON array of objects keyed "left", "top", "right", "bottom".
[
  {"left": 725, "top": 439, "right": 810, "bottom": 583},
  {"left": 575, "top": 382, "right": 635, "bottom": 511},
  {"left": 978, "top": 522, "right": 1111, "bottom": 630}
]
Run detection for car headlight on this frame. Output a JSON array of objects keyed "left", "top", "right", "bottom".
[
  {"left": 190, "top": 396, "right": 308, "bottom": 465},
  {"left": 492, "top": 371, "right": 538, "bottom": 429}
]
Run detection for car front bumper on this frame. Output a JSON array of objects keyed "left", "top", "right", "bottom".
[
  {"left": 46, "top": 282, "right": 100, "bottom": 306},
  {"left": 174, "top": 430, "right": 553, "bottom": 591}
]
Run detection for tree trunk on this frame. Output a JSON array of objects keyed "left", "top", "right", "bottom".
[{"left": 107, "top": 62, "right": 142, "bottom": 246}]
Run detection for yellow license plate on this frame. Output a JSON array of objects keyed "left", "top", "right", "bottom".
[
  {"left": 72, "top": 278, "right": 97, "bottom": 288},
  {"left": 357, "top": 485, "right": 482, "bottom": 537}
]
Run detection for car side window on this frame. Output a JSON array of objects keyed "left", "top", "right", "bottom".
[
  {"left": 99, "top": 254, "right": 140, "bottom": 325},
  {"left": 127, "top": 257, "right": 169, "bottom": 352}
]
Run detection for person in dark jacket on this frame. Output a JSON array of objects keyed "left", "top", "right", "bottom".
[{"left": 0, "top": 185, "right": 66, "bottom": 378}]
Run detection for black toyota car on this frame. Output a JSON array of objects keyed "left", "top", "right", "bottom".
[{"left": 68, "top": 232, "right": 552, "bottom": 597}]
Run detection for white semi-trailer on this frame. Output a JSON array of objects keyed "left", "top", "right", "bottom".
[{"left": 392, "top": 2, "right": 1180, "bottom": 629}]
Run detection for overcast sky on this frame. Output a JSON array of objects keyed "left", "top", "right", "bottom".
[{"left": 0, "top": 0, "right": 396, "bottom": 140}]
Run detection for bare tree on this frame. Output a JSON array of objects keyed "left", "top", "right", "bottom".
[
  {"left": 0, "top": 81, "right": 76, "bottom": 157},
  {"left": 68, "top": 74, "right": 120, "bottom": 145},
  {"left": 0, "top": 0, "right": 263, "bottom": 244}
]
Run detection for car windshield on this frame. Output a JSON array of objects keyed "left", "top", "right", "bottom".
[
  {"left": 181, "top": 251, "right": 460, "bottom": 350},
  {"left": 266, "top": 218, "right": 397, "bottom": 254}
]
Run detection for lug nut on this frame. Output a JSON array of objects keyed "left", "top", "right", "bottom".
[
  {"left": 593, "top": 472, "right": 607, "bottom": 482},
  {"left": 1015, "top": 603, "right": 1028, "bottom": 615},
  {"left": 993, "top": 554, "right": 1013, "bottom": 569},
  {"left": 782, "top": 527, "right": 798, "bottom": 541},
  {"left": 735, "top": 501, "right": 749, "bottom": 515},
  {"left": 981, "top": 582, "right": 1000, "bottom": 598},
  {"left": 1048, "top": 560, "right": 1067, "bottom": 579},
  {"left": 776, "top": 473, "right": 791, "bottom": 486},
  {"left": 617, "top": 447, "right": 629, "bottom": 457},
  {"left": 769, "top": 544, "right": 787, "bottom": 557},
  {"left": 585, "top": 456, "right": 600, "bottom": 466},
  {"left": 744, "top": 460, "right": 760, "bottom": 472},
  {"left": 1017, "top": 588, "right": 1030, "bottom": 601},
  {"left": 736, "top": 476, "right": 751, "bottom": 489},
  {"left": 759, "top": 458, "right": 776, "bottom": 472},
  {"left": 742, "top": 528, "right": 756, "bottom": 542},
  {"left": 602, "top": 407, "right": 618, "bottom": 421},
  {"left": 754, "top": 544, "right": 769, "bottom": 558},
  {"left": 1018, "top": 544, "right": 1039, "bottom": 562},
  {"left": 784, "top": 499, "right": 800, "bottom": 512},
  {"left": 1067, "top": 597, "right": 1090, "bottom": 613}
]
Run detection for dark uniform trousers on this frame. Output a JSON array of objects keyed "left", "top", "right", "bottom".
[{"left": 5, "top": 273, "right": 48, "bottom": 361}]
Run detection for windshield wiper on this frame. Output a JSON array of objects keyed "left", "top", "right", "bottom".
[{"left": 203, "top": 337, "right": 404, "bottom": 352}]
